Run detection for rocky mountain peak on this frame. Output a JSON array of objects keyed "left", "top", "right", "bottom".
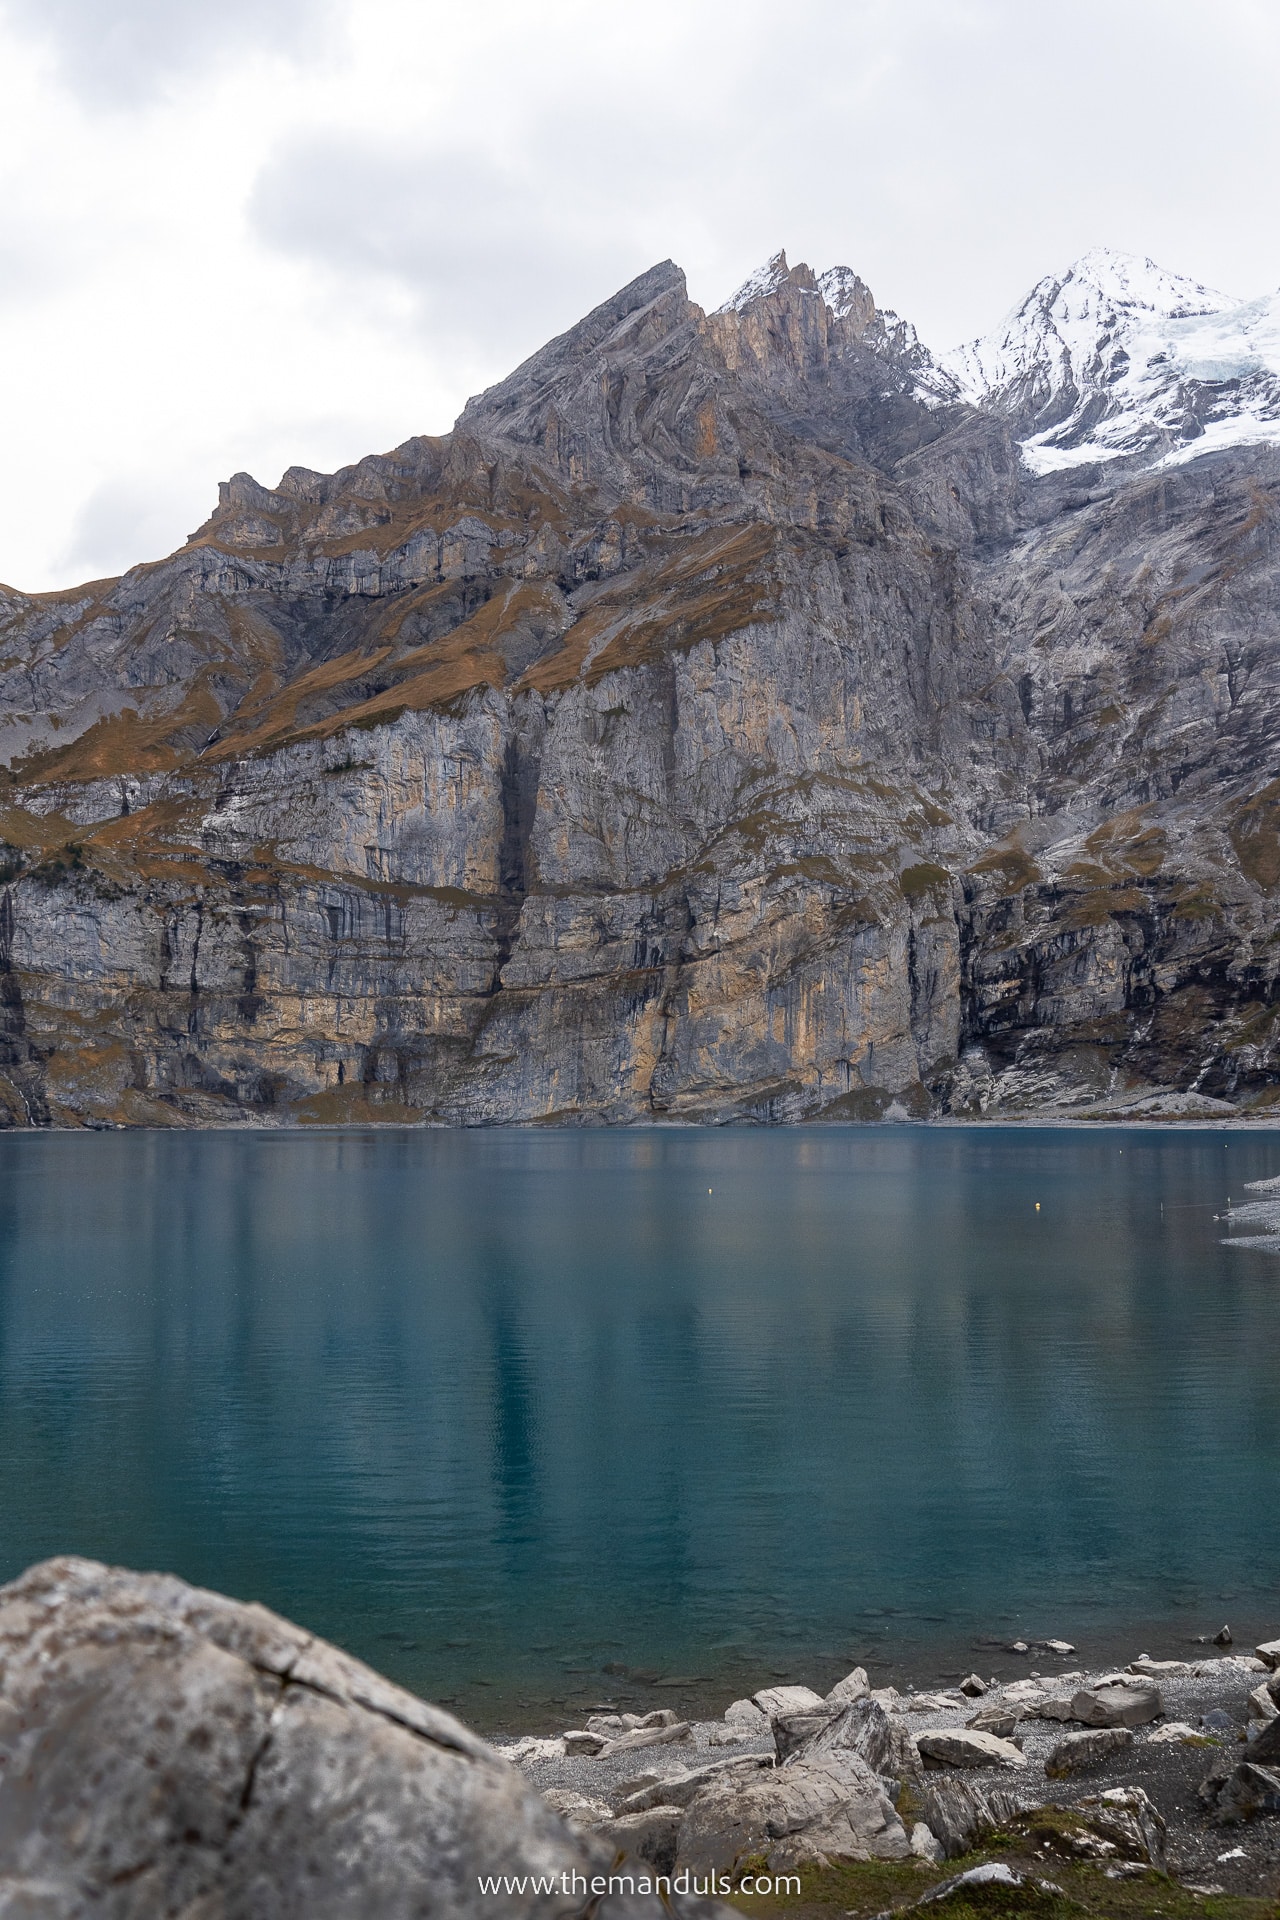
[{"left": 945, "top": 246, "right": 1280, "bottom": 476}]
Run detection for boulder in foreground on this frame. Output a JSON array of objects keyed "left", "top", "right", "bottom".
[{"left": 0, "top": 1557, "right": 733, "bottom": 1918}]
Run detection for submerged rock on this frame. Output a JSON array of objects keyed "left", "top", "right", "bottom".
[{"left": 0, "top": 1557, "right": 733, "bottom": 1918}]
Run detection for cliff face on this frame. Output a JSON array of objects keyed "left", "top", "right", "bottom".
[{"left": 2, "top": 251, "right": 1279, "bottom": 1127}]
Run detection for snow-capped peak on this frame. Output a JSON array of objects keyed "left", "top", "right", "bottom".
[
  {"left": 718, "top": 251, "right": 794, "bottom": 313},
  {"left": 944, "top": 247, "right": 1280, "bottom": 474},
  {"left": 816, "top": 265, "right": 873, "bottom": 324}
]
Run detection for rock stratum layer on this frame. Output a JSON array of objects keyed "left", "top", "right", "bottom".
[{"left": 3, "top": 248, "right": 1280, "bottom": 1126}]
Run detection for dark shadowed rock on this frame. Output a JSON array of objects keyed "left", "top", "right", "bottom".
[
  {"left": 1044, "top": 1727, "right": 1135, "bottom": 1776},
  {"left": 1207, "top": 1761, "right": 1280, "bottom": 1825},
  {"left": 785, "top": 1694, "right": 921, "bottom": 1786},
  {"left": 0, "top": 1557, "right": 733, "bottom": 1918},
  {"left": 919, "top": 1779, "right": 1028, "bottom": 1859}
]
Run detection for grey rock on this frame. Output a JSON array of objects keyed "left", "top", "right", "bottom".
[
  {"left": 563, "top": 1729, "right": 608, "bottom": 1754},
  {"left": 1042, "top": 1640, "right": 1076, "bottom": 1656},
  {"left": 675, "top": 1750, "right": 910, "bottom": 1874},
  {"left": 1247, "top": 1713, "right": 1280, "bottom": 1765},
  {"left": 870, "top": 1862, "right": 1044, "bottom": 1913},
  {"left": 596, "top": 1722, "right": 694, "bottom": 1759},
  {"left": 771, "top": 1709, "right": 836, "bottom": 1761},
  {"left": 919, "top": 1779, "right": 1028, "bottom": 1859},
  {"left": 957, "top": 1674, "right": 988, "bottom": 1697},
  {"left": 595, "top": 1805, "right": 684, "bottom": 1872},
  {"left": 909, "top": 1821, "right": 944, "bottom": 1862},
  {"left": 541, "top": 1787, "right": 613, "bottom": 1829},
  {"left": 1255, "top": 1638, "right": 1280, "bottom": 1669},
  {"left": 618, "top": 1758, "right": 772, "bottom": 1815},
  {"left": 722, "top": 1698, "right": 768, "bottom": 1731},
  {"left": 1032, "top": 1695, "right": 1080, "bottom": 1721},
  {"left": 823, "top": 1665, "right": 870, "bottom": 1708},
  {"left": 1209, "top": 1762, "right": 1280, "bottom": 1825},
  {"left": 0, "top": 1556, "right": 731, "bottom": 1918},
  {"left": 1248, "top": 1683, "right": 1279, "bottom": 1722},
  {"left": 1214, "top": 1625, "right": 1234, "bottom": 1646},
  {"left": 916, "top": 1729, "right": 1027, "bottom": 1770},
  {"left": 1044, "top": 1728, "right": 1135, "bottom": 1776},
  {"left": 751, "top": 1684, "right": 825, "bottom": 1717},
  {"left": 786, "top": 1694, "right": 921, "bottom": 1786},
  {"left": 1069, "top": 1683, "right": 1162, "bottom": 1728},
  {"left": 1070, "top": 1788, "right": 1167, "bottom": 1868},
  {"left": 966, "top": 1706, "right": 1018, "bottom": 1738}
]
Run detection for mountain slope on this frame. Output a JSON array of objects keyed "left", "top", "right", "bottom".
[{"left": 0, "top": 250, "right": 1279, "bottom": 1126}]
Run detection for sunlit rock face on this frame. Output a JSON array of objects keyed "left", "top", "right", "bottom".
[{"left": 2, "top": 248, "right": 1280, "bottom": 1127}]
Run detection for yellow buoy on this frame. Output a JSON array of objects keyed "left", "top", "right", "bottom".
[{"left": 1035, "top": 1202, "right": 1041, "bottom": 1211}]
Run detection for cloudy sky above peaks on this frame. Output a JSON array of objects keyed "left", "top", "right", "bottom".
[{"left": 1, "top": 0, "right": 1278, "bottom": 590}]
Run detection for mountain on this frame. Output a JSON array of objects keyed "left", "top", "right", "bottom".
[
  {"left": 945, "top": 247, "right": 1280, "bottom": 475},
  {"left": 1, "top": 246, "right": 1279, "bottom": 1127}
]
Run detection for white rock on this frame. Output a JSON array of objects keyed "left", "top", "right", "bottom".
[
  {"left": 1146, "top": 1722, "right": 1209, "bottom": 1745},
  {"left": 724, "top": 1698, "right": 768, "bottom": 1730},
  {"left": 1127, "top": 1658, "right": 1195, "bottom": 1677},
  {"left": 562, "top": 1730, "right": 607, "bottom": 1755},
  {"left": 596, "top": 1721, "right": 693, "bottom": 1759},
  {"left": 1255, "top": 1640, "right": 1280, "bottom": 1669},
  {"left": 916, "top": 1728, "right": 1028, "bottom": 1770},
  {"left": 751, "top": 1684, "right": 825, "bottom": 1717},
  {"left": 1249, "top": 1683, "right": 1279, "bottom": 1722},
  {"left": 824, "top": 1666, "right": 870, "bottom": 1708},
  {"left": 675, "top": 1749, "right": 910, "bottom": 1874},
  {"left": 541, "top": 1788, "right": 613, "bottom": 1830},
  {"left": 706, "top": 1724, "right": 754, "bottom": 1747},
  {"left": 910, "top": 1820, "right": 944, "bottom": 1862},
  {"left": 1001, "top": 1680, "right": 1048, "bottom": 1707}
]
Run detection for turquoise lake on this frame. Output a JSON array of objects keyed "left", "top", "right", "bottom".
[{"left": 1, "top": 1125, "right": 1278, "bottom": 1728}]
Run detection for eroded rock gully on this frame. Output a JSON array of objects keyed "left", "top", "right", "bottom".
[{"left": 2, "top": 254, "right": 1280, "bottom": 1126}]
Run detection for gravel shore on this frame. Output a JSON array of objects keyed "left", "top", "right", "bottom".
[{"left": 494, "top": 1643, "right": 1280, "bottom": 1900}]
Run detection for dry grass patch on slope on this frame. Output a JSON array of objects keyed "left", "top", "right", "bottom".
[{"left": 518, "top": 521, "right": 780, "bottom": 694}]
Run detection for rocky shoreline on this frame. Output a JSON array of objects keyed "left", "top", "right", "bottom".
[
  {"left": 3, "top": 1558, "right": 1280, "bottom": 1915},
  {"left": 493, "top": 1638, "right": 1280, "bottom": 1907}
]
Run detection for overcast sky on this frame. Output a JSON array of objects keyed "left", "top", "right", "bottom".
[{"left": 1, "top": 0, "right": 1278, "bottom": 592}]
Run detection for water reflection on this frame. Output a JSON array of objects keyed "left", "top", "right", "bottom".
[{"left": 0, "top": 1126, "right": 1278, "bottom": 1725}]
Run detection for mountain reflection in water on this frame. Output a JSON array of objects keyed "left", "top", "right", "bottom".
[{"left": 0, "top": 1126, "right": 1277, "bottom": 1728}]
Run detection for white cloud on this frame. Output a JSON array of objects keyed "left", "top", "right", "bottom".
[{"left": 0, "top": 0, "right": 1278, "bottom": 591}]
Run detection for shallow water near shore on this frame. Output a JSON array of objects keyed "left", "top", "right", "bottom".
[{"left": 1, "top": 1124, "right": 1279, "bottom": 1729}]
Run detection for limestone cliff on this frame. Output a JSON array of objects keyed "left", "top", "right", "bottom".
[{"left": 1, "top": 250, "right": 1279, "bottom": 1126}]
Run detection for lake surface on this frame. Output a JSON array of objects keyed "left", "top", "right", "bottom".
[{"left": 1, "top": 1125, "right": 1278, "bottom": 1729}]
